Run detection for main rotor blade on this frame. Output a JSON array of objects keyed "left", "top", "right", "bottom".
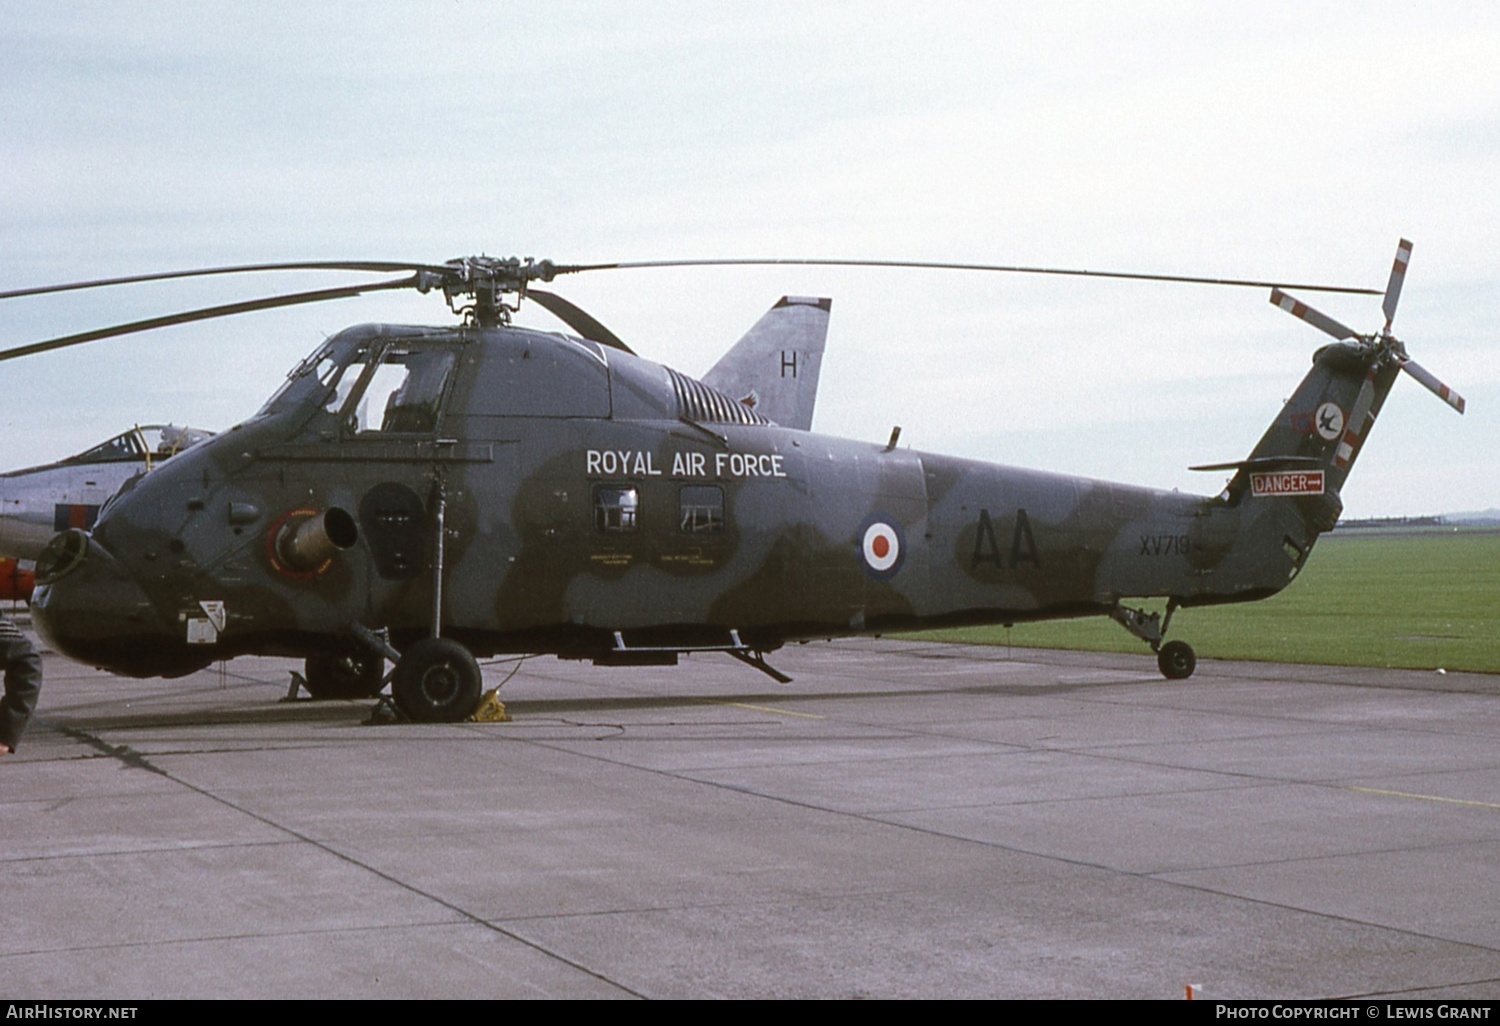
[
  {"left": 525, "top": 289, "right": 635, "bottom": 354},
  {"left": 557, "top": 258, "right": 1383, "bottom": 295},
  {"left": 1399, "top": 357, "right": 1466, "bottom": 414},
  {"left": 1382, "top": 238, "right": 1412, "bottom": 331},
  {"left": 0, "top": 261, "right": 450, "bottom": 302},
  {"left": 0, "top": 276, "right": 419, "bottom": 363},
  {"left": 1269, "top": 288, "right": 1359, "bottom": 341}
]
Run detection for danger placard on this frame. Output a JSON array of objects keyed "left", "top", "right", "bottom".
[{"left": 1250, "top": 470, "right": 1325, "bottom": 497}]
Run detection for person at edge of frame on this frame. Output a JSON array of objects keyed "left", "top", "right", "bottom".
[{"left": 0, "top": 612, "right": 42, "bottom": 755}]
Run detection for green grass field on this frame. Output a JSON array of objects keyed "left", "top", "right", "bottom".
[{"left": 906, "top": 528, "right": 1500, "bottom": 673}]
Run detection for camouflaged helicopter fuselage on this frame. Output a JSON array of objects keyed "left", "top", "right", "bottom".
[{"left": 33, "top": 320, "right": 1384, "bottom": 679}]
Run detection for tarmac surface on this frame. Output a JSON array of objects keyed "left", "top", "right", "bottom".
[{"left": 5, "top": 630, "right": 1500, "bottom": 1000}]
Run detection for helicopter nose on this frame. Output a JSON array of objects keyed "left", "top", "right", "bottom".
[{"left": 32, "top": 529, "right": 184, "bottom": 677}]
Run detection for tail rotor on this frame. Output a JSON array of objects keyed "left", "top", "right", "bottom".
[{"left": 1269, "top": 238, "right": 1465, "bottom": 416}]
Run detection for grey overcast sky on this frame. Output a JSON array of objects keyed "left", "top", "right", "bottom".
[{"left": 3, "top": 1, "right": 1496, "bottom": 517}]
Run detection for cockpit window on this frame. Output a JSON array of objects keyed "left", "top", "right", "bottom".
[
  {"left": 258, "top": 342, "right": 341, "bottom": 414},
  {"left": 62, "top": 426, "right": 212, "bottom": 466},
  {"left": 71, "top": 430, "right": 145, "bottom": 463},
  {"left": 257, "top": 337, "right": 458, "bottom": 431},
  {"left": 343, "top": 346, "right": 457, "bottom": 434},
  {"left": 324, "top": 344, "right": 373, "bottom": 414}
]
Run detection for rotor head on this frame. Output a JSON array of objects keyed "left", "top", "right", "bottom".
[{"left": 422, "top": 256, "right": 559, "bottom": 327}]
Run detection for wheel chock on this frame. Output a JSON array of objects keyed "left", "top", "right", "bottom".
[{"left": 469, "top": 688, "right": 511, "bottom": 723}]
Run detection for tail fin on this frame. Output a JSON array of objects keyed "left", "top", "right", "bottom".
[
  {"left": 1181, "top": 241, "right": 1463, "bottom": 601},
  {"left": 1180, "top": 342, "right": 1400, "bottom": 601},
  {"left": 1215, "top": 240, "right": 1465, "bottom": 527},
  {"left": 1195, "top": 342, "right": 1400, "bottom": 530},
  {"left": 1247, "top": 341, "right": 1401, "bottom": 506},
  {"left": 702, "top": 296, "right": 830, "bottom": 431}
]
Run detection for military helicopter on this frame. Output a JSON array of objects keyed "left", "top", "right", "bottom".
[{"left": 0, "top": 242, "right": 1463, "bottom": 722}]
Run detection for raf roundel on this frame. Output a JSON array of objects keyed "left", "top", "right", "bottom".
[{"left": 859, "top": 516, "right": 905, "bottom": 579}]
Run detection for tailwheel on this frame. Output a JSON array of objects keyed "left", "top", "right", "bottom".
[
  {"left": 1157, "top": 640, "right": 1197, "bottom": 680},
  {"left": 1112, "top": 598, "right": 1195, "bottom": 680},
  {"left": 392, "top": 637, "right": 482, "bottom": 723}
]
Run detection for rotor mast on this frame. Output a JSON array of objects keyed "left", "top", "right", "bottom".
[{"left": 430, "top": 256, "right": 558, "bottom": 328}]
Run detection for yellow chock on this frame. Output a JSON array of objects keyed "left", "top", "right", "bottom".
[{"left": 469, "top": 688, "right": 512, "bottom": 723}]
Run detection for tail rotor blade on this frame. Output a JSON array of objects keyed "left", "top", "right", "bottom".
[
  {"left": 1332, "top": 367, "right": 1379, "bottom": 469},
  {"left": 1399, "top": 357, "right": 1466, "bottom": 414},
  {"left": 1269, "top": 288, "right": 1359, "bottom": 341},
  {"left": 1382, "top": 239, "right": 1413, "bottom": 331}
]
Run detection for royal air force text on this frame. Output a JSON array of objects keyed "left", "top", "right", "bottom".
[{"left": 585, "top": 449, "right": 787, "bottom": 480}]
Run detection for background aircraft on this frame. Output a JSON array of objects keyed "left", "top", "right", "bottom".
[{"left": 0, "top": 425, "right": 211, "bottom": 600}]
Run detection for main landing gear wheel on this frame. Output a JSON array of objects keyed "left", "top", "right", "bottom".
[
  {"left": 303, "top": 651, "right": 385, "bottom": 699},
  {"left": 1157, "top": 640, "right": 1197, "bottom": 680},
  {"left": 392, "top": 637, "right": 482, "bottom": 723}
]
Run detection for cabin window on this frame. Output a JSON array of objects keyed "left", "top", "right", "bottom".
[
  {"left": 679, "top": 486, "right": 724, "bottom": 534},
  {"left": 593, "top": 485, "right": 639, "bottom": 533}
]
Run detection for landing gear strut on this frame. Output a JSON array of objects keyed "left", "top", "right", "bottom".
[
  {"left": 348, "top": 481, "right": 484, "bottom": 724},
  {"left": 344, "top": 624, "right": 484, "bottom": 724},
  {"left": 1110, "top": 598, "right": 1196, "bottom": 680},
  {"left": 303, "top": 650, "right": 386, "bottom": 699}
]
